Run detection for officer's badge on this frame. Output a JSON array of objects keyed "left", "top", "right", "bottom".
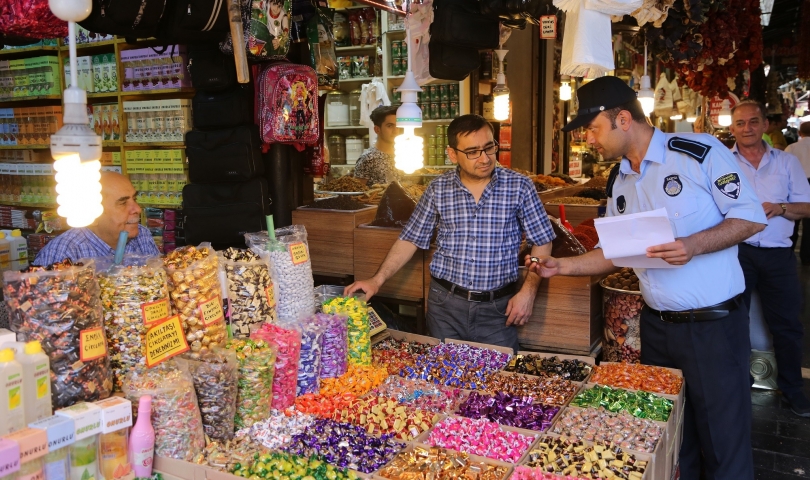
[
  {"left": 714, "top": 172, "right": 741, "bottom": 199},
  {"left": 663, "top": 175, "right": 682, "bottom": 197},
  {"left": 617, "top": 195, "right": 626, "bottom": 213}
]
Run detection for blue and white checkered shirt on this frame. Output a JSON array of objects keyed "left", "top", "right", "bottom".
[
  {"left": 33, "top": 225, "right": 160, "bottom": 266},
  {"left": 400, "top": 167, "right": 555, "bottom": 291}
]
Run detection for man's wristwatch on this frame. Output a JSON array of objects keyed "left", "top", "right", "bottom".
[{"left": 780, "top": 203, "right": 788, "bottom": 215}]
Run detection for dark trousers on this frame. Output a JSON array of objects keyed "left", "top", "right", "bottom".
[
  {"left": 641, "top": 304, "right": 753, "bottom": 480},
  {"left": 790, "top": 180, "right": 810, "bottom": 263},
  {"left": 426, "top": 279, "right": 520, "bottom": 353},
  {"left": 738, "top": 243, "right": 805, "bottom": 397}
]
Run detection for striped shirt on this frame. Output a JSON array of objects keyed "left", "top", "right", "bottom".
[
  {"left": 400, "top": 167, "right": 555, "bottom": 291},
  {"left": 33, "top": 225, "right": 160, "bottom": 266}
]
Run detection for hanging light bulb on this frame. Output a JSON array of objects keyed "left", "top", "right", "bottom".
[
  {"left": 638, "top": 43, "right": 654, "bottom": 116},
  {"left": 493, "top": 49, "right": 510, "bottom": 121},
  {"left": 560, "top": 76, "right": 572, "bottom": 101},
  {"left": 394, "top": 18, "right": 424, "bottom": 174},
  {"left": 686, "top": 111, "right": 697, "bottom": 123},
  {"left": 718, "top": 99, "right": 732, "bottom": 127},
  {"left": 48, "top": 6, "right": 103, "bottom": 228},
  {"left": 670, "top": 112, "right": 683, "bottom": 121}
]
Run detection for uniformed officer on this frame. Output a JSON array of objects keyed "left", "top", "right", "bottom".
[
  {"left": 730, "top": 99, "right": 810, "bottom": 417},
  {"left": 527, "top": 76, "right": 767, "bottom": 480}
]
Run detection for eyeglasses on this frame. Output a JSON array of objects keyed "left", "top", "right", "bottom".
[{"left": 452, "top": 141, "right": 499, "bottom": 160}]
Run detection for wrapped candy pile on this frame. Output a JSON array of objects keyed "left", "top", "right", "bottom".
[
  {"left": 425, "top": 416, "right": 537, "bottom": 463},
  {"left": 403, "top": 343, "right": 512, "bottom": 389},
  {"left": 370, "top": 376, "right": 466, "bottom": 413},
  {"left": 571, "top": 385, "right": 673, "bottom": 422},
  {"left": 589, "top": 363, "right": 683, "bottom": 395},
  {"left": 505, "top": 354, "right": 592, "bottom": 381},
  {"left": 551, "top": 407, "right": 663, "bottom": 453},
  {"left": 457, "top": 392, "right": 560, "bottom": 431},
  {"left": 523, "top": 436, "right": 648, "bottom": 479}
]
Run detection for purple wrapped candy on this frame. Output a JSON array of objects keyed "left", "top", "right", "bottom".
[
  {"left": 319, "top": 313, "right": 348, "bottom": 379},
  {"left": 403, "top": 343, "right": 511, "bottom": 389},
  {"left": 457, "top": 392, "right": 560, "bottom": 431},
  {"left": 296, "top": 316, "right": 326, "bottom": 395},
  {"left": 283, "top": 418, "right": 405, "bottom": 473}
]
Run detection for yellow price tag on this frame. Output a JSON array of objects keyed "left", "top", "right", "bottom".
[
  {"left": 145, "top": 315, "right": 190, "bottom": 368},
  {"left": 141, "top": 298, "right": 170, "bottom": 325},
  {"left": 199, "top": 297, "right": 224, "bottom": 326},
  {"left": 265, "top": 285, "right": 276, "bottom": 307},
  {"left": 79, "top": 327, "right": 108, "bottom": 362},
  {"left": 289, "top": 242, "right": 309, "bottom": 265}
]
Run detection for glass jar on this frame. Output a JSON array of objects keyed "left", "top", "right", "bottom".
[
  {"left": 349, "top": 89, "right": 362, "bottom": 126},
  {"left": 327, "top": 134, "right": 346, "bottom": 165},
  {"left": 345, "top": 135, "right": 364, "bottom": 165},
  {"left": 325, "top": 91, "right": 350, "bottom": 127}
]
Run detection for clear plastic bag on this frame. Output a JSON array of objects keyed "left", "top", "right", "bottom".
[
  {"left": 182, "top": 348, "right": 239, "bottom": 441},
  {"left": 121, "top": 361, "right": 206, "bottom": 461},
  {"left": 163, "top": 243, "right": 227, "bottom": 357},
  {"left": 225, "top": 338, "right": 276, "bottom": 429},
  {"left": 251, "top": 321, "right": 301, "bottom": 410},
  {"left": 96, "top": 255, "right": 171, "bottom": 391},
  {"left": 218, "top": 248, "right": 277, "bottom": 338},
  {"left": 245, "top": 227, "right": 315, "bottom": 319},
  {"left": 292, "top": 315, "right": 326, "bottom": 395},
  {"left": 3, "top": 260, "right": 113, "bottom": 408},
  {"left": 322, "top": 296, "right": 371, "bottom": 366},
  {"left": 318, "top": 313, "right": 348, "bottom": 379}
]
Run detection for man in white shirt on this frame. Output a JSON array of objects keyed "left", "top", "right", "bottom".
[{"left": 787, "top": 121, "right": 810, "bottom": 264}]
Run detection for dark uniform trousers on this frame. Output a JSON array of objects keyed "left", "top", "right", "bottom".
[
  {"left": 790, "top": 178, "right": 810, "bottom": 264},
  {"left": 641, "top": 302, "right": 754, "bottom": 480},
  {"left": 738, "top": 243, "right": 805, "bottom": 397}
]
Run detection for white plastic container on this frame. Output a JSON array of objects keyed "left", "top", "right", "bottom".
[
  {"left": 0, "top": 348, "right": 25, "bottom": 435},
  {"left": 0, "top": 233, "right": 11, "bottom": 271},
  {"left": 18, "top": 341, "right": 51, "bottom": 424},
  {"left": 9, "top": 230, "right": 27, "bottom": 268},
  {"left": 29, "top": 415, "right": 76, "bottom": 480}
]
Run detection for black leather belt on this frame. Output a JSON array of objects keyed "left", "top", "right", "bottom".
[
  {"left": 644, "top": 295, "right": 742, "bottom": 323},
  {"left": 432, "top": 276, "right": 517, "bottom": 302}
]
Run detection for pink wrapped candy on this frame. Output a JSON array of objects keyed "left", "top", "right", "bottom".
[
  {"left": 426, "top": 416, "right": 536, "bottom": 463},
  {"left": 512, "top": 467, "right": 593, "bottom": 480},
  {"left": 252, "top": 322, "right": 302, "bottom": 410}
]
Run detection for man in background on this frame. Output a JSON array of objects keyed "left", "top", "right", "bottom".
[
  {"left": 354, "top": 105, "right": 401, "bottom": 185},
  {"left": 787, "top": 121, "right": 810, "bottom": 264}
]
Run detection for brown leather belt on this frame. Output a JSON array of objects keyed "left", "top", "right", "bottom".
[
  {"left": 644, "top": 295, "right": 742, "bottom": 323},
  {"left": 432, "top": 276, "right": 517, "bottom": 302}
]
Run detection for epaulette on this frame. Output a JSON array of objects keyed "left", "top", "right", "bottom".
[
  {"left": 667, "top": 137, "right": 712, "bottom": 163},
  {"left": 605, "top": 163, "right": 620, "bottom": 198}
]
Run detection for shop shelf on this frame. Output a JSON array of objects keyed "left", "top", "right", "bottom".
[
  {"left": 0, "top": 145, "right": 50, "bottom": 150},
  {"left": 338, "top": 77, "right": 373, "bottom": 83},
  {"left": 335, "top": 45, "right": 377, "bottom": 52},
  {"left": 123, "top": 141, "right": 185, "bottom": 147},
  {"left": 324, "top": 125, "right": 366, "bottom": 130},
  {"left": 120, "top": 88, "right": 195, "bottom": 98},
  {"left": 0, "top": 95, "right": 62, "bottom": 103},
  {"left": 87, "top": 91, "right": 120, "bottom": 99},
  {"left": 0, "top": 46, "right": 60, "bottom": 57}
]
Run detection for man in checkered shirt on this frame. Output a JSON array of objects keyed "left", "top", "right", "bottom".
[{"left": 346, "top": 115, "right": 555, "bottom": 352}]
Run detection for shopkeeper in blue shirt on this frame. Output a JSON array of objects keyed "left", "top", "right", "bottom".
[
  {"left": 730, "top": 99, "right": 810, "bottom": 418},
  {"left": 346, "top": 114, "right": 556, "bottom": 352},
  {"left": 34, "top": 171, "right": 159, "bottom": 265}
]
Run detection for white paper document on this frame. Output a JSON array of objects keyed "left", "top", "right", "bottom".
[{"left": 594, "top": 208, "right": 681, "bottom": 268}]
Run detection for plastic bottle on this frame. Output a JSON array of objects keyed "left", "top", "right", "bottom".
[
  {"left": 95, "top": 397, "right": 132, "bottom": 480},
  {"left": 18, "top": 341, "right": 51, "bottom": 424},
  {"left": 8, "top": 230, "right": 27, "bottom": 271},
  {"left": 128, "top": 396, "right": 154, "bottom": 479},
  {"left": 0, "top": 348, "right": 25, "bottom": 435},
  {"left": 0, "top": 233, "right": 11, "bottom": 271},
  {"left": 28, "top": 415, "right": 75, "bottom": 480}
]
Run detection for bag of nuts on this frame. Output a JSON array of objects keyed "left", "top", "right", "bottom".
[
  {"left": 163, "top": 243, "right": 228, "bottom": 358},
  {"left": 218, "top": 247, "right": 278, "bottom": 338},
  {"left": 96, "top": 255, "right": 171, "bottom": 391}
]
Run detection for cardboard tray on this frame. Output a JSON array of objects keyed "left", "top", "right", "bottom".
[
  {"left": 372, "top": 443, "right": 514, "bottom": 480},
  {"left": 155, "top": 456, "right": 375, "bottom": 480},
  {"left": 379, "top": 329, "right": 442, "bottom": 346}
]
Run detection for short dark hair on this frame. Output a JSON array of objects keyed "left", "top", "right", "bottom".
[
  {"left": 447, "top": 114, "right": 494, "bottom": 148},
  {"left": 800, "top": 122, "right": 810, "bottom": 137},
  {"left": 602, "top": 99, "right": 647, "bottom": 129},
  {"left": 731, "top": 99, "right": 767, "bottom": 120},
  {"left": 369, "top": 105, "right": 398, "bottom": 127}
]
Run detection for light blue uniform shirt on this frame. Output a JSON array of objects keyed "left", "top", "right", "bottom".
[
  {"left": 732, "top": 141, "right": 810, "bottom": 248},
  {"left": 606, "top": 129, "right": 768, "bottom": 311}
]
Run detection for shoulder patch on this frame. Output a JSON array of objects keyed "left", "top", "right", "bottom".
[
  {"left": 605, "top": 163, "right": 621, "bottom": 198},
  {"left": 668, "top": 137, "right": 712, "bottom": 163}
]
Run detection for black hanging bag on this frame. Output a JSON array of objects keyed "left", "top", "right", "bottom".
[
  {"left": 156, "top": 0, "right": 230, "bottom": 43},
  {"left": 186, "top": 125, "right": 265, "bottom": 183},
  {"left": 191, "top": 83, "right": 254, "bottom": 129},
  {"left": 429, "top": 0, "right": 500, "bottom": 49},
  {"left": 428, "top": 42, "right": 480, "bottom": 81},
  {"left": 79, "top": 0, "right": 168, "bottom": 40},
  {"left": 183, "top": 178, "right": 271, "bottom": 248},
  {"left": 187, "top": 43, "right": 237, "bottom": 91}
]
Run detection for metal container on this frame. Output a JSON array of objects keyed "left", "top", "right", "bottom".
[
  {"left": 327, "top": 134, "right": 346, "bottom": 165},
  {"left": 345, "top": 135, "right": 364, "bottom": 164},
  {"left": 440, "top": 84, "right": 450, "bottom": 102},
  {"left": 450, "top": 101, "right": 459, "bottom": 118},
  {"left": 450, "top": 83, "right": 459, "bottom": 101},
  {"left": 429, "top": 103, "right": 439, "bottom": 120},
  {"left": 440, "top": 102, "right": 449, "bottom": 119},
  {"left": 391, "top": 40, "right": 401, "bottom": 58},
  {"left": 427, "top": 85, "right": 438, "bottom": 102},
  {"left": 600, "top": 279, "right": 643, "bottom": 363},
  {"left": 349, "top": 88, "right": 362, "bottom": 126},
  {"left": 392, "top": 58, "right": 402, "bottom": 76}
]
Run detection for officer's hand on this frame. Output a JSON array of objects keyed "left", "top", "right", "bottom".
[
  {"left": 505, "top": 288, "right": 534, "bottom": 326},
  {"left": 646, "top": 238, "right": 696, "bottom": 265},
  {"left": 524, "top": 255, "right": 561, "bottom": 277},
  {"left": 344, "top": 278, "right": 382, "bottom": 300},
  {"left": 762, "top": 202, "right": 782, "bottom": 219}
]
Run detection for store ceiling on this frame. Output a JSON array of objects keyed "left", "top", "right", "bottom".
[{"left": 762, "top": 0, "right": 800, "bottom": 44}]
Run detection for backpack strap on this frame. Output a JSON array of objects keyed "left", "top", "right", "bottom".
[{"left": 605, "top": 163, "right": 621, "bottom": 198}]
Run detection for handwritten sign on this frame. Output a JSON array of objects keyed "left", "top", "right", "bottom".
[
  {"left": 540, "top": 15, "right": 557, "bottom": 39},
  {"left": 140, "top": 298, "right": 170, "bottom": 325},
  {"left": 289, "top": 243, "right": 309, "bottom": 265},
  {"left": 145, "top": 316, "right": 189, "bottom": 367},
  {"left": 199, "top": 297, "right": 225, "bottom": 326},
  {"left": 79, "top": 327, "right": 108, "bottom": 362}
]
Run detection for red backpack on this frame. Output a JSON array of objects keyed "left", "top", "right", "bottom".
[
  {"left": 0, "top": 0, "right": 68, "bottom": 41},
  {"left": 255, "top": 62, "right": 319, "bottom": 152}
]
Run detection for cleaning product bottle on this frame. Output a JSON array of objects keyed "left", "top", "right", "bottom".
[
  {"left": 18, "top": 341, "right": 51, "bottom": 424},
  {"left": 0, "top": 348, "right": 25, "bottom": 435},
  {"left": 127, "top": 396, "right": 154, "bottom": 479},
  {"left": 0, "top": 233, "right": 11, "bottom": 272},
  {"left": 0, "top": 437, "right": 21, "bottom": 480},
  {"left": 9, "top": 230, "right": 27, "bottom": 271},
  {"left": 29, "top": 415, "right": 75, "bottom": 480},
  {"left": 55, "top": 402, "right": 103, "bottom": 480},
  {"left": 3, "top": 428, "right": 47, "bottom": 480},
  {"left": 94, "top": 397, "right": 132, "bottom": 480}
]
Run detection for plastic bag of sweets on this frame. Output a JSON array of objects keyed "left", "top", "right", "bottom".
[
  {"left": 252, "top": 321, "right": 301, "bottom": 410},
  {"left": 322, "top": 296, "right": 371, "bottom": 366},
  {"left": 219, "top": 248, "right": 278, "bottom": 338},
  {"left": 121, "top": 361, "right": 206, "bottom": 461},
  {"left": 225, "top": 338, "right": 276, "bottom": 429},
  {"left": 95, "top": 255, "right": 171, "bottom": 391},
  {"left": 163, "top": 244, "right": 228, "bottom": 358},
  {"left": 4, "top": 259, "right": 113, "bottom": 408},
  {"left": 293, "top": 315, "right": 325, "bottom": 395},
  {"left": 318, "top": 313, "right": 348, "bottom": 379},
  {"left": 181, "top": 348, "right": 239, "bottom": 441},
  {"left": 245, "top": 227, "right": 316, "bottom": 319}
]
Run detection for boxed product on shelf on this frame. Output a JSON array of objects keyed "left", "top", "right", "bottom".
[
  {"left": 123, "top": 99, "right": 192, "bottom": 143},
  {"left": 68, "top": 26, "right": 114, "bottom": 44},
  {"left": 120, "top": 46, "right": 190, "bottom": 91}
]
